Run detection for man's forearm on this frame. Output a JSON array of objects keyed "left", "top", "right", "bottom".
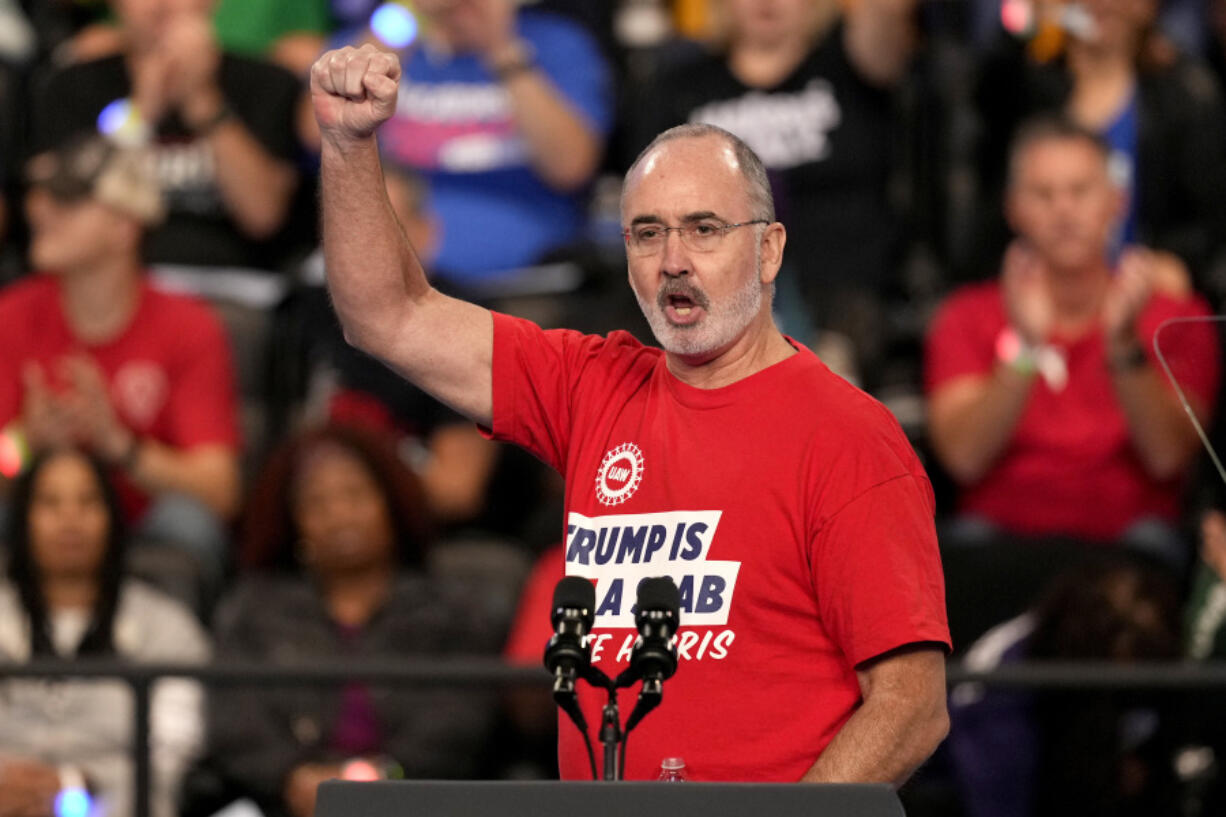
[
  {"left": 497, "top": 66, "right": 601, "bottom": 191},
  {"left": 801, "top": 682, "right": 949, "bottom": 786},
  {"left": 320, "top": 135, "right": 428, "bottom": 356},
  {"left": 1111, "top": 364, "right": 1201, "bottom": 481},
  {"left": 208, "top": 121, "right": 298, "bottom": 238},
  {"left": 128, "top": 442, "right": 239, "bottom": 519},
  {"left": 930, "top": 365, "right": 1035, "bottom": 484},
  {"left": 182, "top": 88, "right": 297, "bottom": 238}
]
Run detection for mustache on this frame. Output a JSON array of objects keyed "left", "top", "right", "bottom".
[{"left": 656, "top": 280, "right": 710, "bottom": 311}]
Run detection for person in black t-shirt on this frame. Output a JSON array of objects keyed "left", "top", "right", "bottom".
[
  {"left": 630, "top": 0, "right": 919, "bottom": 383},
  {"left": 31, "top": 0, "right": 303, "bottom": 271}
]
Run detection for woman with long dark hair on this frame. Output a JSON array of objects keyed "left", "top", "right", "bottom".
[
  {"left": 0, "top": 447, "right": 209, "bottom": 817},
  {"left": 207, "top": 424, "right": 499, "bottom": 817}
]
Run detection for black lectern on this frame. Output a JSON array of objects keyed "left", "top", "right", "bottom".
[{"left": 315, "top": 779, "right": 905, "bottom": 817}]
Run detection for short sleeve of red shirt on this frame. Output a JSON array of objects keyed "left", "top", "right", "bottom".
[
  {"left": 813, "top": 473, "right": 951, "bottom": 665},
  {"left": 924, "top": 283, "right": 1002, "bottom": 393},
  {"left": 486, "top": 311, "right": 656, "bottom": 473}
]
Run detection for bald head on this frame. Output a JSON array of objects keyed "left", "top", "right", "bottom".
[{"left": 623, "top": 124, "right": 775, "bottom": 224}]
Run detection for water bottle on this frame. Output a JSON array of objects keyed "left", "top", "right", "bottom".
[{"left": 656, "top": 757, "right": 688, "bottom": 782}]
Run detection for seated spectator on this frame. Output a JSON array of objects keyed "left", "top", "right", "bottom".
[
  {"left": 207, "top": 424, "right": 499, "bottom": 817},
  {"left": 0, "top": 134, "right": 241, "bottom": 584},
  {"left": 629, "top": 0, "right": 919, "bottom": 379},
  {"left": 971, "top": 0, "right": 1226, "bottom": 290},
  {"left": 947, "top": 553, "right": 1183, "bottom": 817},
  {"left": 370, "top": 0, "right": 613, "bottom": 287},
  {"left": 0, "top": 447, "right": 210, "bottom": 817},
  {"left": 31, "top": 0, "right": 303, "bottom": 271},
  {"left": 925, "top": 117, "right": 1219, "bottom": 569}
]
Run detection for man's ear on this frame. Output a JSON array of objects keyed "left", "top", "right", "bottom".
[{"left": 759, "top": 222, "right": 787, "bottom": 285}]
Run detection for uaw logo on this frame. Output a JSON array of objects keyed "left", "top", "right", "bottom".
[{"left": 595, "top": 442, "right": 644, "bottom": 506}]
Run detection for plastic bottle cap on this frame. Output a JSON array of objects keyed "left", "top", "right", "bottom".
[{"left": 661, "top": 757, "right": 686, "bottom": 770}]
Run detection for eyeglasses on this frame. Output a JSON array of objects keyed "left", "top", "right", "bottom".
[{"left": 622, "top": 219, "right": 769, "bottom": 256}]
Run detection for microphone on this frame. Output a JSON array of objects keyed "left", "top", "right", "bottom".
[
  {"left": 620, "top": 576, "right": 681, "bottom": 740},
  {"left": 544, "top": 576, "right": 596, "bottom": 734},
  {"left": 617, "top": 577, "right": 680, "bottom": 688}
]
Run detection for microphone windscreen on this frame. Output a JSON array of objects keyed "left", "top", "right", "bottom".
[
  {"left": 552, "top": 576, "right": 595, "bottom": 628},
  {"left": 637, "top": 576, "right": 680, "bottom": 616}
]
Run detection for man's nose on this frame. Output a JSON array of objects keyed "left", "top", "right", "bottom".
[{"left": 659, "top": 229, "right": 691, "bottom": 277}]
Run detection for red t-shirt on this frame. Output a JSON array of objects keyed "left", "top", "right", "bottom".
[
  {"left": 0, "top": 275, "right": 240, "bottom": 518},
  {"left": 487, "top": 312, "right": 950, "bottom": 781},
  {"left": 924, "top": 281, "right": 1219, "bottom": 541}
]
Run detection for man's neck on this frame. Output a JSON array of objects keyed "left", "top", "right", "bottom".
[
  {"left": 58, "top": 256, "right": 144, "bottom": 345},
  {"left": 319, "top": 564, "right": 394, "bottom": 629},
  {"left": 666, "top": 313, "right": 797, "bottom": 390}
]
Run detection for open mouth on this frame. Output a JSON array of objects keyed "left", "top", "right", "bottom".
[
  {"left": 668, "top": 293, "right": 697, "bottom": 316},
  {"left": 662, "top": 291, "right": 707, "bottom": 326}
]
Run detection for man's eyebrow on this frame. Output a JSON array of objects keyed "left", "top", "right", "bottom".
[{"left": 628, "top": 211, "right": 724, "bottom": 227}]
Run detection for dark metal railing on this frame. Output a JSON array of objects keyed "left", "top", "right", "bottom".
[{"left": 5, "top": 659, "right": 1226, "bottom": 817}]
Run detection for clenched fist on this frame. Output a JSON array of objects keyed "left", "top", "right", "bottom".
[{"left": 310, "top": 46, "right": 402, "bottom": 145}]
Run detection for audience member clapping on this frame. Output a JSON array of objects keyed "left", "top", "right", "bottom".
[
  {"left": 0, "top": 134, "right": 241, "bottom": 588},
  {"left": 31, "top": 0, "right": 303, "bottom": 271}
]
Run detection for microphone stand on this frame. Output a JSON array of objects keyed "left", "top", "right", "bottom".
[
  {"left": 599, "top": 689, "right": 622, "bottom": 781},
  {"left": 582, "top": 666, "right": 620, "bottom": 781}
]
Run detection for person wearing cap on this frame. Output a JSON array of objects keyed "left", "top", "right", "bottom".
[{"left": 0, "top": 134, "right": 241, "bottom": 587}]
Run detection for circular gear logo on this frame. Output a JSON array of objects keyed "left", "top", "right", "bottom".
[{"left": 596, "top": 443, "right": 644, "bottom": 506}]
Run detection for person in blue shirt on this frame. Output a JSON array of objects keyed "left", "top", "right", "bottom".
[{"left": 372, "top": 0, "right": 613, "bottom": 287}]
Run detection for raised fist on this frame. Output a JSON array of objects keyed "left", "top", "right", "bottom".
[{"left": 310, "top": 46, "right": 402, "bottom": 145}]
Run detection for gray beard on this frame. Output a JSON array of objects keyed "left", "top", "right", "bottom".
[{"left": 633, "top": 259, "right": 764, "bottom": 357}]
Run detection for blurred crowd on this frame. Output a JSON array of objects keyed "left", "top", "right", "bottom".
[{"left": 2, "top": 0, "right": 1226, "bottom": 816}]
